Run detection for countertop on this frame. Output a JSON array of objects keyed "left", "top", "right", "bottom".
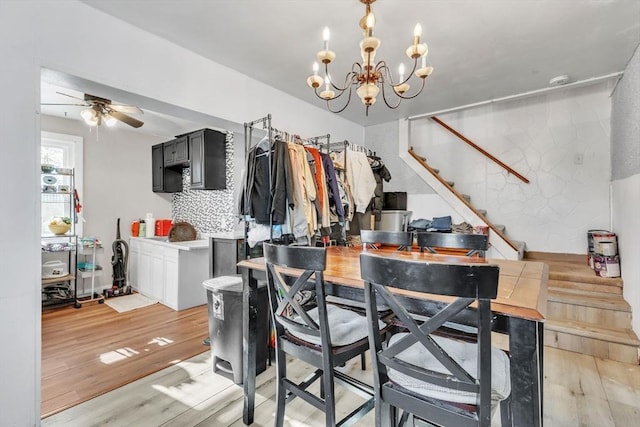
[
  {"left": 203, "top": 231, "right": 244, "bottom": 240},
  {"left": 130, "top": 236, "right": 209, "bottom": 251}
]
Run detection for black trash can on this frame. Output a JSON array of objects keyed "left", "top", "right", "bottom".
[{"left": 203, "top": 275, "right": 269, "bottom": 384}]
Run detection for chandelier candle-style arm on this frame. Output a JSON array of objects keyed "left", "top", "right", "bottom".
[{"left": 306, "top": 0, "right": 434, "bottom": 115}]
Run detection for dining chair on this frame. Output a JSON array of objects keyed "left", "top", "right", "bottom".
[
  {"left": 360, "top": 252, "right": 511, "bottom": 427},
  {"left": 360, "top": 230, "right": 414, "bottom": 251},
  {"left": 263, "top": 243, "right": 378, "bottom": 427},
  {"left": 417, "top": 231, "right": 489, "bottom": 257}
]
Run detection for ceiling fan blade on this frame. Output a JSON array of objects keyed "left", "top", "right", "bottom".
[
  {"left": 41, "top": 103, "right": 88, "bottom": 106},
  {"left": 56, "top": 91, "right": 85, "bottom": 101},
  {"left": 111, "top": 104, "right": 144, "bottom": 114},
  {"left": 108, "top": 110, "right": 144, "bottom": 128}
]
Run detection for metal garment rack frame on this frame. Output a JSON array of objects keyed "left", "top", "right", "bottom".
[{"left": 242, "top": 114, "right": 331, "bottom": 257}]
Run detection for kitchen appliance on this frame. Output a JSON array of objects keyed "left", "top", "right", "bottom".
[{"left": 155, "top": 219, "right": 173, "bottom": 236}]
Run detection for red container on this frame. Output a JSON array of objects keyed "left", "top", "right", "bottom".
[{"left": 155, "top": 219, "right": 173, "bottom": 236}]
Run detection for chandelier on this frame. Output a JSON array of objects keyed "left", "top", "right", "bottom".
[{"left": 306, "top": 0, "right": 433, "bottom": 115}]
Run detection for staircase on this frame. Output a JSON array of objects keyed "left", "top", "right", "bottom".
[
  {"left": 407, "top": 147, "right": 524, "bottom": 260},
  {"left": 526, "top": 252, "right": 640, "bottom": 364}
]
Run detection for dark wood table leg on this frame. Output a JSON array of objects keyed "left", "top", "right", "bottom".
[
  {"left": 509, "top": 317, "right": 543, "bottom": 427},
  {"left": 242, "top": 267, "right": 258, "bottom": 425}
]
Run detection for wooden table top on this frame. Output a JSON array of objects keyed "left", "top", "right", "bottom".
[{"left": 238, "top": 245, "right": 548, "bottom": 322}]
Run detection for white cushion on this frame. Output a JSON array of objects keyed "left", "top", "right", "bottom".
[
  {"left": 287, "top": 304, "right": 384, "bottom": 347},
  {"left": 387, "top": 333, "right": 511, "bottom": 405}
]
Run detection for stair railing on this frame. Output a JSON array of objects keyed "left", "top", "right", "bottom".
[{"left": 431, "top": 116, "right": 530, "bottom": 184}]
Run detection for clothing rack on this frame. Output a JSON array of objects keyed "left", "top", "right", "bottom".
[{"left": 242, "top": 114, "right": 332, "bottom": 256}]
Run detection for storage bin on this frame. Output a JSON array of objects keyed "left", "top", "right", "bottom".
[
  {"left": 42, "top": 260, "right": 68, "bottom": 279},
  {"left": 375, "top": 210, "right": 413, "bottom": 232}
]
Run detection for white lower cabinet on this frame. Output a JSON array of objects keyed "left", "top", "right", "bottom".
[{"left": 129, "top": 238, "right": 209, "bottom": 310}]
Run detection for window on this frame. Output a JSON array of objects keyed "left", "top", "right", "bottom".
[{"left": 40, "top": 132, "right": 84, "bottom": 237}]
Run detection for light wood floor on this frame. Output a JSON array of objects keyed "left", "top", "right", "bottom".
[
  {"left": 42, "top": 341, "right": 640, "bottom": 426},
  {"left": 42, "top": 291, "right": 640, "bottom": 426},
  {"left": 41, "top": 299, "right": 209, "bottom": 417}
]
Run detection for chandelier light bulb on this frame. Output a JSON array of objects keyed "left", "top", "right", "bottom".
[
  {"left": 413, "top": 23, "right": 422, "bottom": 45},
  {"left": 398, "top": 63, "right": 405, "bottom": 81},
  {"left": 323, "top": 27, "right": 330, "bottom": 51},
  {"left": 421, "top": 54, "right": 427, "bottom": 68},
  {"left": 313, "top": 62, "right": 319, "bottom": 76}
]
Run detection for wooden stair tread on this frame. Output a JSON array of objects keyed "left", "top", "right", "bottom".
[
  {"left": 548, "top": 288, "right": 631, "bottom": 312},
  {"left": 545, "top": 319, "right": 640, "bottom": 346},
  {"left": 525, "top": 252, "right": 623, "bottom": 287},
  {"left": 548, "top": 278, "right": 622, "bottom": 294}
]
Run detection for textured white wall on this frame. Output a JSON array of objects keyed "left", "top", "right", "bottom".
[
  {"left": 611, "top": 44, "right": 640, "bottom": 335},
  {"left": 409, "top": 83, "right": 613, "bottom": 253}
]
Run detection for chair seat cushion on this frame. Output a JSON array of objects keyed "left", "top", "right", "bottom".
[
  {"left": 288, "top": 304, "right": 384, "bottom": 347},
  {"left": 387, "top": 333, "right": 511, "bottom": 405}
]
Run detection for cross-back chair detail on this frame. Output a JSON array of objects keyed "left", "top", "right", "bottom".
[
  {"left": 360, "top": 230, "right": 414, "bottom": 251},
  {"left": 360, "top": 252, "right": 511, "bottom": 427},
  {"left": 417, "top": 231, "right": 489, "bottom": 257},
  {"left": 264, "top": 243, "right": 375, "bottom": 427}
]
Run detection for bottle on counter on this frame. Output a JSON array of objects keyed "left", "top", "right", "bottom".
[
  {"left": 145, "top": 213, "right": 156, "bottom": 238},
  {"left": 139, "top": 219, "right": 146, "bottom": 238},
  {"left": 131, "top": 220, "right": 140, "bottom": 237}
]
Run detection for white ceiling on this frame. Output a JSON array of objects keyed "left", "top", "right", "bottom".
[{"left": 45, "top": 0, "right": 640, "bottom": 129}]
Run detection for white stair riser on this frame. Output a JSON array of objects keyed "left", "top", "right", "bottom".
[
  {"left": 545, "top": 330, "right": 640, "bottom": 365},
  {"left": 547, "top": 302, "right": 631, "bottom": 329}
]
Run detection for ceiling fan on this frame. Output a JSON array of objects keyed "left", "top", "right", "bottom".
[{"left": 42, "top": 92, "right": 144, "bottom": 128}]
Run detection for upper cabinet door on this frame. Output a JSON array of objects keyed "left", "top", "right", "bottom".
[
  {"left": 189, "top": 129, "right": 227, "bottom": 190},
  {"left": 189, "top": 130, "right": 205, "bottom": 189},
  {"left": 163, "top": 136, "right": 189, "bottom": 167},
  {"left": 152, "top": 144, "right": 164, "bottom": 192}
]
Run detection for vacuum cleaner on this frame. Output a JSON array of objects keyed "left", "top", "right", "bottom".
[{"left": 104, "top": 218, "right": 131, "bottom": 298}]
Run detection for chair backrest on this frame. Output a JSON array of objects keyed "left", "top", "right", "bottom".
[
  {"left": 263, "top": 243, "right": 329, "bottom": 345},
  {"left": 360, "top": 230, "right": 414, "bottom": 251},
  {"left": 360, "top": 252, "right": 500, "bottom": 426},
  {"left": 417, "top": 231, "right": 489, "bottom": 257}
]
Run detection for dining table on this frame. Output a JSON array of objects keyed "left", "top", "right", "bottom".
[{"left": 238, "top": 245, "right": 548, "bottom": 427}]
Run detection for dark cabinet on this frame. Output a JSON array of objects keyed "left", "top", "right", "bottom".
[
  {"left": 152, "top": 128, "right": 226, "bottom": 193},
  {"left": 189, "top": 129, "right": 227, "bottom": 190},
  {"left": 163, "top": 136, "right": 188, "bottom": 167},
  {"left": 152, "top": 143, "right": 183, "bottom": 193}
]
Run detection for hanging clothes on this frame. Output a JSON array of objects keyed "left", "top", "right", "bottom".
[
  {"left": 305, "top": 146, "right": 331, "bottom": 230},
  {"left": 320, "top": 152, "right": 345, "bottom": 222},
  {"left": 240, "top": 136, "right": 293, "bottom": 225},
  {"left": 341, "top": 150, "right": 376, "bottom": 214},
  {"left": 287, "top": 142, "right": 317, "bottom": 239},
  {"left": 368, "top": 155, "right": 392, "bottom": 222}
]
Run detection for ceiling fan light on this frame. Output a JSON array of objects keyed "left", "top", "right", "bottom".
[
  {"left": 80, "top": 108, "right": 96, "bottom": 122},
  {"left": 104, "top": 115, "right": 118, "bottom": 127}
]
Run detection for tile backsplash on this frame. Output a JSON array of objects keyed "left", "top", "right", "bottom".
[{"left": 172, "top": 132, "right": 236, "bottom": 235}]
